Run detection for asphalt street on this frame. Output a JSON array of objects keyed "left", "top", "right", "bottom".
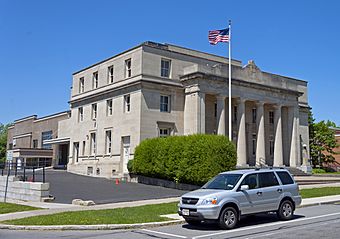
[
  {"left": 44, "top": 170, "right": 185, "bottom": 204},
  {"left": 1, "top": 204, "right": 340, "bottom": 239}
]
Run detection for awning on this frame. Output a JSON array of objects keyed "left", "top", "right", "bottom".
[{"left": 44, "top": 137, "right": 70, "bottom": 145}]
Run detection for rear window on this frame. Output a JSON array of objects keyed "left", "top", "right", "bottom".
[
  {"left": 277, "top": 171, "right": 294, "bottom": 185},
  {"left": 258, "top": 172, "right": 279, "bottom": 188}
]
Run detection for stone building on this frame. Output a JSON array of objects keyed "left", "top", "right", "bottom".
[
  {"left": 47, "top": 41, "right": 309, "bottom": 178},
  {"left": 6, "top": 111, "right": 70, "bottom": 167}
]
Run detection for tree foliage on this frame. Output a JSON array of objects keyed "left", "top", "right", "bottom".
[
  {"left": 0, "top": 123, "right": 9, "bottom": 163},
  {"left": 130, "top": 134, "right": 237, "bottom": 185},
  {"left": 309, "top": 111, "right": 338, "bottom": 167}
]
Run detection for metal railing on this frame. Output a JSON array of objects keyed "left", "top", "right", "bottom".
[{"left": 0, "top": 161, "right": 46, "bottom": 183}]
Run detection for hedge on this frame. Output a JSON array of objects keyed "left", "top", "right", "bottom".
[{"left": 130, "top": 134, "right": 237, "bottom": 185}]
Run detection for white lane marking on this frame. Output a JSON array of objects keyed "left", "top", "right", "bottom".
[
  {"left": 141, "top": 229, "right": 187, "bottom": 238},
  {"left": 192, "top": 211, "right": 340, "bottom": 239}
]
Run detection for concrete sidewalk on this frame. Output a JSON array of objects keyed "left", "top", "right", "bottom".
[{"left": 0, "top": 195, "right": 340, "bottom": 231}]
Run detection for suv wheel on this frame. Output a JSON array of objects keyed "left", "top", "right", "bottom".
[
  {"left": 185, "top": 219, "right": 201, "bottom": 226},
  {"left": 219, "top": 207, "right": 238, "bottom": 230},
  {"left": 277, "top": 200, "right": 294, "bottom": 220}
]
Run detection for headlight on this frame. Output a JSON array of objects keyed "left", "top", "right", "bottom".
[{"left": 201, "top": 197, "right": 218, "bottom": 205}]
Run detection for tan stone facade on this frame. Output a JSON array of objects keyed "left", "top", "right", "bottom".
[
  {"left": 6, "top": 112, "right": 70, "bottom": 167},
  {"left": 52, "top": 41, "right": 309, "bottom": 178}
]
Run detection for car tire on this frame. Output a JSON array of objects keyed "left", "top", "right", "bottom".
[
  {"left": 184, "top": 219, "right": 201, "bottom": 226},
  {"left": 219, "top": 207, "right": 238, "bottom": 230},
  {"left": 277, "top": 200, "right": 294, "bottom": 220}
]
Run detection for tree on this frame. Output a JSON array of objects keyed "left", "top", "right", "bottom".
[
  {"left": 309, "top": 112, "right": 338, "bottom": 167},
  {"left": 0, "top": 123, "right": 9, "bottom": 164}
]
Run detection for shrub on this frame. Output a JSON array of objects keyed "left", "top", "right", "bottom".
[{"left": 130, "top": 134, "right": 237, "bottom": 185}]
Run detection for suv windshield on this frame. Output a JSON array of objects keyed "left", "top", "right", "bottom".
[{"left": 202, "top": 174, "right": 242, "bottom": 190}]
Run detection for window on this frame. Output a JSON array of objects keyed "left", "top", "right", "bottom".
[
  {"left": 78, "top": 107, "right": 84, "bottom": 122},
  {"left": 73, "top": 142, "right": 79, "bottom": 163},
  {"left": 107, "top": 99, "right": 113, "bottom": 116},
  {"left": 252, "top": 133, "right": 256, "bottom": 156},
  {"left": 82, "top": 141, "right": 86, "bottom": 156},
  {"left": 41, "top": 131, "right": 52, "bottom": 149},
  {"left": 92, "top": 103, "right": 97, "bottom": 119},
  {"left": 269, "top": 111, "right": 274, "bottom": 124},
  {"left": 108, "top": 65, "right": 114, "bottom": 83},
  {"left": 8, "top": 143, "right": 13, "bottom": 150},
  {"left": 161, "top": 59, "right": 171, "bottom": 77},
  {"left": 258, "top": 172, "right": 279, "bottom": 188},
  {"left": 90, "top": 133, "right": 96, "bottom": 156},
  {"left": 124, "top": 94, "right": 130, "bottom": 112},
  {"left": 105, "top": 130, "right": 112, "bottom": 154},
  {"left": 252, "top": 108, "right": 257, "bottom": 123},
  {"left": 79, "top": 77, "right": 84, "bottom": 93},
  {"left": 93, "top": 71, "right": 98, "bottom": 89},
  {"left": 233, "top": 106, "right": 238, "bottom": 122},
  {"left": 269, "top": 135, "right": 274, "bottom": 156},
  {"left": 125, "top": 59, "right": 131, "bottom": 78},
  {"left": 160, "top": 95, "right": 170, "bottom": 112},
  {"left": 33, "top": 140, "right": 38, "bottom": 148},
  {"left": 214, "top": 103, "right": 217, "bottom": 118},
  {"left": 202, "top": 174, "right": 242, "bottom": 190},
  {"left": 159, "top": 128, "right": 171, "bottom": 137},
  {"left": 277, "top": 172, "right": 294, "bottom": 185},
  {"left": 240, "top": 174, "right": 258, "bottom": 190}
]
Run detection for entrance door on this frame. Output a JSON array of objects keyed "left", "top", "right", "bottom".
[
  {"left": 122, "top": 136, "right": 130, "bottom": 174},
  {"left": 59, "top": 144, "right": 69, "bottom": 166}
]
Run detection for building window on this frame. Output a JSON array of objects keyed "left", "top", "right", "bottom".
[
  {"left": 90, "top": 133, "right": 96, "bottom": 156},
  {"left": 8, "top": 143, "right": 13, "bottom": 150},
  {"left": 92, "top": 103, "right": 97, "bottom": 119},
  {"left": 160, "top": 95, "right": 170, "bottom": 112},
  {"left": 105, "top": 130, "right": 112, "bottom": 154},
  {"left": 41, "top": 131, "right": 52, "bottom": 149},
  {"left": 252, "top": 108, "right": 257, "bottom": 123},
  {"left": 233, "top": 106, "right": 238, "bottom": 123},
  {"left": 73, "top": 142, "right": 79, "bottom": 163},
  {"left": 159, "top": 128, "right": 170, "bottom": 137},
  {"left": 269, "top": 111, "right": 274, "bottom": 124},
  {"left": 78, "top": 107, "right": 84, "bottom": 122},
  {"left": 161, "top": 59, "right": 171, "bottom": 78},
  {"left": 124, "top": 94, "right": 131, "bottom": 112},
  {"left": 125, "top": 59, "right": 132, "bottom": 78},
  {"left": 107, "top": 99, "right": 113, "bottom": 116},
  {"left": 93, "top": 71, "right": 98, "bottom": 89},
  {"left": 269, "top": 135, "right": 274, "bottom": 156},
  {"left": 214, "top": 103, "right": 217, "bottom": 118},
  {"left": 79, "top": 77, "right": 84, "bottom": 93},
  {"left": 33, "top": 140, "right": 38, "bottom": 148},
  {"left": 82, "top": 141, "right": 86, "bottom": 156},
  {"left": 108, "top": 65, "right": 114, "bottom": 83},
  {"left": 252, "top": 133, "right": 256, "bottom": 156}
]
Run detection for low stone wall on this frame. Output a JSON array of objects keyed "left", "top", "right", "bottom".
[
  {"left": 0, "top": 176, "right": 50, "bottom": 202},
  {"left": 129, "top": 174, "right": 200, "bottom": 191}
]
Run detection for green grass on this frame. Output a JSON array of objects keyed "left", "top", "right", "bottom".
[
  {"left": 300, "top": 187, "right": 340, "bottom": 199},
  {"left": 3, "top": 202, "right": 178, "bottom": 225},
  {"left": 0, "top": 202, "right": 40, "bottom": 214},
  {"left": 312, "top": 168, "right": 340, "bottom": 174}
]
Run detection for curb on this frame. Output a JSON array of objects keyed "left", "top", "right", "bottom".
[
  {"left": 298, "top": 200, "right": 340, "bottom": 208},
  {"left": 0, "top": 219, "right": 185, "bottom": 231}
]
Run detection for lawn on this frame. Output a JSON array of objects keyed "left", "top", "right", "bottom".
[
  {"left": 3, "top": 202, "right": 178, "bottom": 225},
  {"left": 0, "top": 202, "right": 39, "bottom": 214},
  {"left": 300, "top": 187, "right": 340, "bottom": 199}
]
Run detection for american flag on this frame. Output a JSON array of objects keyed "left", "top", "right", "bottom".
[{"left": 208, "top": 28, "right": 230, "bottom": 45}]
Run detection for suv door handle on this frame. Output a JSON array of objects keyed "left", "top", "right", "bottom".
[
  {"left": 257, "top": 191, "right": 262, "bottom": 196},
  {"left": 277, "top": 188, "right": 283, "bottom": 193}
]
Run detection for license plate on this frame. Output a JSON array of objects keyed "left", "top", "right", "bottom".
[{"left": 182, "top": 209, "right": 190, "bottom": 216}]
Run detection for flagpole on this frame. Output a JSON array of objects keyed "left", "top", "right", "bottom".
[{"left": 228, "top": 20, "right": 232, "bottom": 140}]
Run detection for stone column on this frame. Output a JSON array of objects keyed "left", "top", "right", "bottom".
[
  {"left": 237, "top": 98, "right": 247, "bottom": 166},
  {"left": 256, "top": 102, "right": 266, "bottom": 166},
  {"left": 216, "top": 95, "right": 226, "bottom": 135},
  {"left": 184, "top": 91, "right": 205, "bottom": 134},
  {"left": 289, "top": 106, "right": 300, "bottom": 167},
  {"left": 273, "top": 105, "right": 283, "bottom": 166}
]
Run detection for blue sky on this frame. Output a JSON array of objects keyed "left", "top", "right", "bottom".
[{"left": 0, "top": 0, "right": 339, "bottom": 125}]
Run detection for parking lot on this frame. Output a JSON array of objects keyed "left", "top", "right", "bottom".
[{"left": 45, "top": 170, "right": 185, "bottom": 204}]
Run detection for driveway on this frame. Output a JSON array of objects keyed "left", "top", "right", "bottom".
[{"left": 45, "top": 170, "right": 186, "bottom": 204}]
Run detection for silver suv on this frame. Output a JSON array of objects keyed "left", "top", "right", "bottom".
[{"left": 178, "top": 168, "right": 301, "bottom": 229}]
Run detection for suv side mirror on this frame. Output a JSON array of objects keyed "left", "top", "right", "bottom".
[{"left": 240, "top": 185, "right": 249, "bottom": 191}]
